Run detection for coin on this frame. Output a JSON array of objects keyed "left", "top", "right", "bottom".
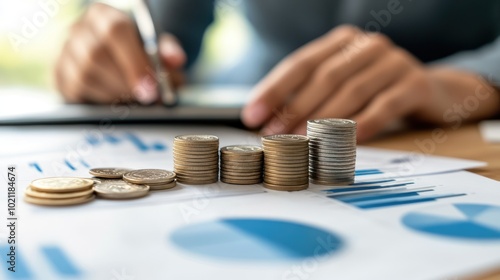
[
  {"left": 94, "top": 179, "right": 149, "bottom": 199},
  {"left": 30, "top": 177, "right": 94, "bottom": 193},
  {"left": 307, "top": 118, "right": 357, "bottom": 185},
  {"left": 25, "top": 186, "right": 94, "bottom": 199},
  {"left": 149, "top": 180, "right": 177, "bottom": 190},
  {"left": 89, "top": 168, "right": 132, "bottom": 179},
  {"left": 263, "top": 182, "right": 309, "bottom": 192},
  {"left": 174, "top": 134, "right": 219, "bottom": 185},
  {"left": 123, "top": 169, "right": 176, "bottom": 184},
  {"left": 220, "top": 145, "right": 263, "bottom": 154},
  {"left": 24, "top": 194, "right": 95, "bottom": 206},
  {"left": 219, "top": 145, "right": 263, "bottom": 185},
  {"left": 262, "top": 134, "right": 309, "bottom": 191}
]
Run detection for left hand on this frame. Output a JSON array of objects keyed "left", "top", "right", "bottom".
[{"left": 241, "top": 26, "right": 436, "bottom": 142}]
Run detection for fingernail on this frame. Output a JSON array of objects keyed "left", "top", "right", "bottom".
[
  {"left": 134, "top": 76, "right": 157, "bottom": 105},
  {"left": 161, "top": 40, "right": 181, "bottom": 57},
  {"left": 242, "top": 102, "right": 268, "bottom": 128}
]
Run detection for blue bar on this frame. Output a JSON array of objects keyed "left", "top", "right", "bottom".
[
  {"left": 29, "top": 163, "right": 42, "bottom": 173},
  {"left": 355, "top": 170, "right": 384, "bottom": 176},
  {"left": 41, "top": 246, "right": 81, "bottom": 277},
  {"left": 124, "top": 132, "right": 149, "bottom": 152},
  {"left": 103, "top": 133, "right": 120, "bottom": 144},
  {"left": 323, "top": 182, "right": 414, "bottom": 193},
  {"left": 64, "top": 160, "right": 76, "bottom": 171},
  {"left": 354, "top": 193, "right": 466, "bottom": 209},
  {"left": 336, "top": 190, "right": 433, "bottom": 203},
  {"left": 79, "top": 159, "right": 90, "bottom": 168},
  {"left": 152, "top": 142, "right": 166, "bottom": 151},
  {"left": 85, "top": 134, "right": 100, "bottom": 146},
  {"left": 0, "top": 245, "right": 33, "bottom": 279},
  {"left": 355, "top": 169, "right": 384, "bottom": 175},
  {"left": 351, "top": 179, "right": 395, "bottom": 186}
]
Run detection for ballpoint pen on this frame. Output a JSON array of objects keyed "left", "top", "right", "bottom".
[{"left": 132, "top": 0, "right": 178, "bottom": 107}]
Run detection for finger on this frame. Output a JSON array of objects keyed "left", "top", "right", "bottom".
[
  {"left": 159, "top": 33, "right": 187, "bottom": 69},
  {"left": 86, "top": 3, "right": 157, "bottom": 104},
  {"left": 264, "top": 33, "right": 392, "bottom": 135},
  {"left": 353, "top": 73, "right": 424, "bottom": 142},
  {"left": 60, "top": 54, "right": 115, "bottom": 103},
  {"left": 242, "top": 25, "right": 361, "bottom": 128},
  {"left": 291, "top": 48, "right": 411, "bottom": 134},
  {"left": 70, "top": 25, "right": 131, "bottom": 102}
]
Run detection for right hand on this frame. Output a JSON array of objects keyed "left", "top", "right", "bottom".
[{"left": 55, "top": 3, "right": 186, "bottom": 104}]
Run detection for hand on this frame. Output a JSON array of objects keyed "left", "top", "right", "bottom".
[
  {"left": 241, "top": 26, "right": 441, "bottom": 141},
  {"left": 55, "top": 3, "right": 186, "bottom": 104}
]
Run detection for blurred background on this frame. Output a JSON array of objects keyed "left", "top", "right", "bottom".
[{"left": 0, "top": 0, "right": 250, "bottom": 96}]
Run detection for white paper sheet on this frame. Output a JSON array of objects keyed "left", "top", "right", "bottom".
[{"left": 0, "top": 125, "right": 498, "bottom": 280}]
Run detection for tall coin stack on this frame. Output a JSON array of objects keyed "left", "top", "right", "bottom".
[
  {"left": 262, "top": 135, "right": 309, "bottom": 191},
  {"left": 173, "top": 135, "right": 219, "bottom": 185},
  {"left": 220, "top": 145, "right": 263, "bottom": 185},
  {"left": 307, "top": 119, "right": 357, "bottom": 185}
]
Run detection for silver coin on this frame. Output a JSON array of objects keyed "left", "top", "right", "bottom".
[
  {"left": 94, "top": 179, "right": 149, "bottom": 199},
  {"left": 89, "top": 168, "right": 132, "bottom": 179},
  {"left": 123, "top": 169, "right": 176, "bottom": 184}
]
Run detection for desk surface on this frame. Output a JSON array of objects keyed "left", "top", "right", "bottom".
[{"left": 366, "top": 123, "right": 500, "bottom": 280}]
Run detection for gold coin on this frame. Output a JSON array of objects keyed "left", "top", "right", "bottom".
[
  {"left": 24, "top": 194, "right": 95, "bottom": 206},
  {"left": 221, "top": 178, "right": 262, "bottom": 185},
  {"left": 177, "top": 178, "right": 218, "bottom": 185},
  {"left": 262, "top": 134, "right": 309, "bottom": 145},
  {"left": 149, "top": 180, "right": 177, "bottom": 190},
  {"left": 94, "top": 179, "right": 149, "bottom": 199},
  {"left": 25, "top": 186, "right": 94, "bottom": 199},
  {"left": 30, "top": 177, "right": 94, "bottom": 193},
  {"left": 263, "top": 182, "right": 309, "bottom": 191},
  {"left": 89, "top": 168, "right": 132, "bottom": 179},
  {"left": 220, "top": 145, "right": 263, "bottom": 154},
  {"left": 123, "top": 169, "right": 176, "bottom": 184},
  {"left": 174, "top": 135, "right": 219, "bottom": 143}
]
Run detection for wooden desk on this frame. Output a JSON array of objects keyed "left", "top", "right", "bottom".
[{"left": 365, "top": 123, "right": 500, "bottom": 280}]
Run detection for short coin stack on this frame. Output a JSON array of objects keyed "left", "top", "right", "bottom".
[
  {"left": 173, "top": 135, "right": 219, "bottom": 184},
  {"left": 24, "top": 177, "right": 95, "bottom": 206},
  {"left": 123, "top": 169, "right": 177, "bottom": 190},
  {"left": 220, "top": 145, "right": 263, "bottom": 185},
  {"left": 262, "top": 135, "right": 310, "bottom": 191},
  {"left": 307, "top": 119, "right": 357, "bottom": 185}
]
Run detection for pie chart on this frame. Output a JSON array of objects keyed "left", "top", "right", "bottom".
[
  {"left": 170, "top": 218, "right": 343, "bottom": 261},
  {"left": 402, "top": 203, "right": 500, "bottom": 240}
]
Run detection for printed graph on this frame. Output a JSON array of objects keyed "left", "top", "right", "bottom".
[
  {"left": 402, "top": 203, "right": 500, "bottom": 240},
  {"left": 170, "top": 218, "right": 343, "bottom": 261}
]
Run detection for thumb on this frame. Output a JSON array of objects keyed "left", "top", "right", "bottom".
[{"left": 159, "top": 33, "right": 186, "bottom": 69}]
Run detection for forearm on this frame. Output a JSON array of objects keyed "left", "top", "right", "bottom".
[{"left": 413, "top": 67, "right": 500, "bottom": 127}]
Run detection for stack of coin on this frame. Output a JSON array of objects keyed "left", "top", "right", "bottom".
[
  {"left": 307, "top": 119, "right": 357, "bottom": 185},
  {"left": 173, "top": 135, "right": 219, "bottom": 184},
  {"left": 262, "top": 135, "right": 309, "bottom": 191},
  {"left": 220, "top": 145, "right": 263, "bottom": 185},
  {"left": 24, "top": 177, "right": 95, "bottom": 206},
  {"left": 123, "top": 169, "right": 177, "bottom": 190}
]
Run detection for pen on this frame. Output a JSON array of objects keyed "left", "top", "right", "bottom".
[{"left": 132, "top": 0, "right": 178, "bottom": 107}]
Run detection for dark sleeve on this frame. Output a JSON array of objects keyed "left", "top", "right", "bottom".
[{"left": 148, "top": 0, "right": 215, "bottom": 69}]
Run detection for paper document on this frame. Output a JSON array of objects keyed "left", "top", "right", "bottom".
[{"left": 0, "top": 125, "right": 498, "bottom": 280}]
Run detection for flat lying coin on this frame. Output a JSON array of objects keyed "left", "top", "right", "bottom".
[
  {"left": 89, "top": 168, "right": 132, "bottom": 179},
  {"left": 25, "top": 186, "right": 94, "bottom": 199},
  {"left": 123, "top": 169, "right": 176, "bottom": 184},
  {"left": 30, "top": 177, "right": 94, "bottom": 193},
  {"left": 94, "top": 179, "right": 149, "bottom": 199},
  {"left": 149, "top": 180, "right": 177, "bottom": 190},
  {"left": 24, "top": 194, "right": 95, "bottom": 206}
]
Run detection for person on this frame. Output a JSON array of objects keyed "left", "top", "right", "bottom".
[{"left": 55, "top": 0, "right": 500, "bottom": 142}]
